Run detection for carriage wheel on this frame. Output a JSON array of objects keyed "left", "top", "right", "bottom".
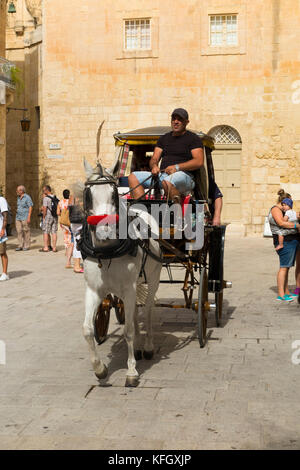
[
  {"left": 114, "top": 297, "right": 125, "bottom": 325},
  {"left": 196, "top": 268, "right": 208, "bottom": 348},
  {"left": 94, "top": 297, "right": 111, "bottom": 345},
  {"left": 215, "top": 291, "right": 223, "bottom": 327}
]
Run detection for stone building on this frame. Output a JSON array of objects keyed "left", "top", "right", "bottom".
[
  {"left": 5, "top": 0, "right": 42, "bottom": 218},
  {"left": 5, "top": 0, "right": 300, "bottom": 233},
  {"left": 0, "top": 0, "right": 15, "bottom": 196}
]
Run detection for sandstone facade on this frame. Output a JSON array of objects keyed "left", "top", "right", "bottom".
[
  {"left": 4, "top": 0, "right": 300, "bottom": 233},
  {"left": 0, "top": 0, "right": 15, "bottom": 195}
]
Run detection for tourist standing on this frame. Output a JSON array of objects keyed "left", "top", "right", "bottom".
[
  {"left": 0, "top": 194, "right": 9, "bottom": 281},
  {"left": 268, "top": 189, "right": 300, "bottom": 302},
  {"left": 40, "top": 185, "right": 59, "bottom": 253},
  {"left": 57, "top": 189, "right": 73, "bottom": 268},
  {"left": 15, "top": 185, "right": 33, "bottom": 251}
]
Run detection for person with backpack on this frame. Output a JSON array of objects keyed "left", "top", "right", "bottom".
[
  {"left": 0, "top": 194, "right": 9, "bottom": 281},
  {"left": 40, "top": 185, "right": 59, "bottom": 252}
]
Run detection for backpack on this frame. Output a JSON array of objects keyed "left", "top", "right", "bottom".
[{"left": 47, "top": 195, "right": 59, "bottom": 218}]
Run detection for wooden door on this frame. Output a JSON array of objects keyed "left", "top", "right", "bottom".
[{"left": 212, "top": 146, "right": 241, "bottom": 222}]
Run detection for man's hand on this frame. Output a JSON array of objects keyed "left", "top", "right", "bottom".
[
  {"left": 151, "top": 165, "right": 160, "bottom": 176},
  {"left": 164, "top": 165, "right": 177, "bottom": 175},
  {"left": 0, "top": 229, "right": 4, "bottom": 238},
  {"left": 212, "top": 215, "right": 221, "bottom": 226}
]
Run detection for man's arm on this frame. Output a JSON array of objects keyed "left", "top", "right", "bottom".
[
  {"left": 163, "top": 147, "right": 204, "bottom": 175},
  {"left": 212, "top": 197, "right": 223, "bottom": 226},
  {"left": 27, "top": 206, "right": 33, "bottom": 224},
  {"left": 42, "top": 197, "right": 47, "bottom": 220},
  {"left": 0, "top": 212, "right": 7, "bottom": 238},
  {"left": 149, "top": 146, "right": 163, "bottom": 175}
]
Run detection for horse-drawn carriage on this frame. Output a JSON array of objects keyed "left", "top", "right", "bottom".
[{"left": 91, "top": 126, "right": 232, "bottom": 351}]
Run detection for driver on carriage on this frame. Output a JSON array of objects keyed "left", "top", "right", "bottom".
[{"left": 128, "top": 108, "right": 204, "bottom": 204}]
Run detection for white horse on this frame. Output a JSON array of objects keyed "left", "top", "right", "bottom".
[{"left": 81, "top": 160, "right": 162, "bottom": 387}]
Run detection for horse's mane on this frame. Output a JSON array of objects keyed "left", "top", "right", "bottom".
[{"left": 71, "top": 181, "right": 84, "bottom": 203}]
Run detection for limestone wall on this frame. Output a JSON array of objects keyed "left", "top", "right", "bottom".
[
  {"left": 5, "top": 0, "right": 300, "bottom": 233},
  {"left": 0, "top": 0, "right": 7, "bottom": 194},
  {"left": 5, "top": 1, "right": 42, "bottom": 221}
]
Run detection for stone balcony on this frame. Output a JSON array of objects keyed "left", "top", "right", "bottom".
[
  {"left": 0, "top": 57, "right": 16, "bottom": 90},
  {"left": 0, "top": 57, "right": 16, "bottom": 105}
]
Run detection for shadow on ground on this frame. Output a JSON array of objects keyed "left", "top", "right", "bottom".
[
  {"left": 95, "top": 298, "right": 236, "bottom": 386},
  {"left": 7, "top": 270, "right": 32, "bottom": 279}
]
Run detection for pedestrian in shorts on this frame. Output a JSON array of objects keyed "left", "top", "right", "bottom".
[{"left": 40, "top": 185, "right": 58, "bottom": 252}]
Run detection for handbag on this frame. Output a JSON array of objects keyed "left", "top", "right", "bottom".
[
  {"left": 263, "top": 216, "right": 272, "bottom": 237},
  {"left": 59, "top": 207, "right": 70, "bottom": 227}
]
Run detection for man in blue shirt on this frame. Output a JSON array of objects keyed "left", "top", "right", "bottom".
[{"left": 15, "top": 185, "right": 33, "bottom": 251}]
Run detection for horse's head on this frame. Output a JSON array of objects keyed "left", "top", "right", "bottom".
[{"left": 83, "top": 159, "right": 119, "bottom": 241}]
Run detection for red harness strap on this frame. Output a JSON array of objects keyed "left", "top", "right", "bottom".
[{"left": 87, "top": 214, "right": 119, "bottom": 225}]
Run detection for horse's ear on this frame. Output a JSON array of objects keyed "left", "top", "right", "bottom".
[
  {"left": 95, "top": 163, "right": 103, "bottom": 177},
  {"left": 106, "top": 159, "right": 120, "bottom": 177},
  {"left": 84, "top": 158, "right": 94, "bottom": 179}
]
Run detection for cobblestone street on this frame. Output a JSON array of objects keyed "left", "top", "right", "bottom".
[{"left": 0, "top": 230, "right": 300, "bottom": 450}]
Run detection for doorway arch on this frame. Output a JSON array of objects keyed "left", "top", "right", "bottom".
[{"left": 208, "top": 125, "right": 242, "bottom": 222}]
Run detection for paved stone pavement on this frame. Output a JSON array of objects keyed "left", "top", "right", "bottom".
[{"left": 0, "top": 229, "right": 299, "bottom": 450}]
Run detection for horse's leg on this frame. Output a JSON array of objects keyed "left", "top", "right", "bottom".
[
  {"left": 123, "top": 292, "right": 139, "bottom": 387},
  {"left": 134, "top": 305, "right": 143, "bottom": 361},
  {"left": 143, "top": 275, "right": 160, "bottom": 360},
  {"left": 83, "top": 286, "right": 108, "bottom": 380}
]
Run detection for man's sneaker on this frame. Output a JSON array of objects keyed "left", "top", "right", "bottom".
[
  {"left": 15, "top": 247, "right": 22, "bottom": 251},
  {"left": 277, "top": 294, "right": 294, "bottom": 302},
  {"left": 293, "top": 287, "right": 300, "bottom": 295},
  {"left": 0, "top": 273, "right": 9, "bottom": 281}
]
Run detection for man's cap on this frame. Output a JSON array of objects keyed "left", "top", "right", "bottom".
[
  {"left": 171, "top": 108, "right": 189, "bottom": 120},
  {"left": 282, "top": 198, "right": 293, "bottom": 208}
]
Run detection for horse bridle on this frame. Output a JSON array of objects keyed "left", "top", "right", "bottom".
[{"left": 83, "top": 168, "right": 119, "bottom": 217}]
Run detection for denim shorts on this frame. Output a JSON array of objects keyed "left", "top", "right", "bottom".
[
  {"left": 276, "top": 239, "right": 300, "bottom": 268},
  {"left": 133, "top": 171, "right": 195, "bottom": 195}
]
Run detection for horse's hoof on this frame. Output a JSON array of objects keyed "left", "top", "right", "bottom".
[
  {"left": 143, "top": 350, "right": 154, "bottom": 360},
  {"left": 95, "top": 365, "right": 108, "bottom": 380},
  {"left": 125, "top": 376, "right": 139, "bottom": 388},
  {"left": 134, "top": 350, "right": 143, "bottom": 361}
]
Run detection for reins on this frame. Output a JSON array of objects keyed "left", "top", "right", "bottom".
[{"left": 121, "top": 175, "right": 160, "bottom": 202}]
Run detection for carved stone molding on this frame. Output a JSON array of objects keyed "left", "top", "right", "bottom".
[{"left": 25, "top": 0, "right": 42, "bottom": 25}]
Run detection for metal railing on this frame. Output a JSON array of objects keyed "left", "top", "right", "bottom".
[{"left": 0, "top": 57, "right": 16, "bottom": 89}]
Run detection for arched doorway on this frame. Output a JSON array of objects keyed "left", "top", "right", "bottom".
[{"left": 208, "top": 125, "right": 242, "bottom": 223}]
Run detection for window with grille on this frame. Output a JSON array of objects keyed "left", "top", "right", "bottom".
[
  {"left": 210, "top": 15, "right": 238, "bottom": 47},
  {"left": 124, "top": 19, "right": 151, "bottom": 50},
  {"left": 209, "top": 125, "right": 242, "bottom": 144}
]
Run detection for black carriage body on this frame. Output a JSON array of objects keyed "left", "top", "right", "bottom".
[{"left": 113, "top": 126, "right": 226, "bottom": 293}]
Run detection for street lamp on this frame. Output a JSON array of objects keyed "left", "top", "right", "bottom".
[
  {"left": 20, "top": 117, "right": 31, "bottom": 132},
  {"left": 6, "top": 107, "right": 31, "bottom": 132}
]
